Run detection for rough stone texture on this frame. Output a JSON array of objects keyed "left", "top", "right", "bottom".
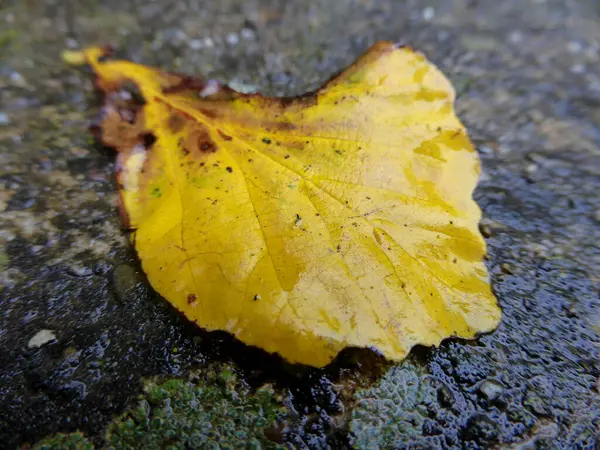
[{"left": 1, "top": 0, "right": 599, "bottom": 449}]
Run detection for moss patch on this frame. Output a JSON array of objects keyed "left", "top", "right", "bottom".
[
  {"left": 34, "top": 432, "right": 93, "bottom": 450},
  {"left": 34, "top": 365, "right": 288, "bottom": 449}
]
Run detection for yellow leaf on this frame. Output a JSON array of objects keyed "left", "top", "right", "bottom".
[{"left": 83, "top": 42, "right": 501, "bottom": 367}]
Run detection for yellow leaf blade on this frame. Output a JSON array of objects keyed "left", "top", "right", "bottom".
[{"left": 83, "top": 42, "right": 501, "bottom": 367}]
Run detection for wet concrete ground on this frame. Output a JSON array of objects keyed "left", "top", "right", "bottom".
[{"left": 1, "top": 0, "right": 599, "bottom": 448}]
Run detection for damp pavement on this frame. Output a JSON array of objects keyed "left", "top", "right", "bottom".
[{"left": 1, "top": 0, "right": 599, "bottom": 448}]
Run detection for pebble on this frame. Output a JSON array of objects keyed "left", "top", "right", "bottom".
[
  {"left": 66, "top": 263, "right": 93, "bottom": 277},
  {"left": 501, "top": 263, "right": 514, "bottom": 275},
  {"left": 173, "top": 29, "right": 187, "bottom": 43},
  {"left": 529, "top": 110, "right": 545, "bottom": 123},
  {"left": 227, "top": 79, "right": 258, "bottom": 94},
  {"left": 0, "top": 113, "right": 9, "bottom": 125},
  {"left": 567, "top": 41, "right": 582, "bottom": 53},
  {"left": 226, "top": 32, "right": 239, "bottom": 46},
  {"left": 508, "top": 30, "right": 523, "bottom": 44},
  {"left": 422, "top": 7, "right": 435, "bottom": 21},
  {"left": 203, "top": 37, "right": 214, "bottom": 48},
  {"left": 198, "top": 79, "right": 221, "bottom": 97},
  {"left": 28, "top": 329, "right": 57, "bottom": 348},
  {"left": 10, "top": 72, "right": 26, "bottom": 87},
  {"left": 188, "top": 39, "right": 204, "bottom": 50},
  {"left": 479, "top": 380, "right": 504, "bottom": 401},
  {"left": 525, "top": 163, "right": 537, "bottom": 174},
  {"left": 241, "top": 28, "right": 255, "bottom": 40},
  {"left": 65, "top": 38, "right": 79, "bottom": 49},
  {"left": 479, "top": 223, "right": 492, "bottom": 238}
]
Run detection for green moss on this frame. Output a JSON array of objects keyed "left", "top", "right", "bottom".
[
  {"left": 106, "top": 367, "right": 286, "bottom": 449},
  {"left": 33, "top": 432, "right": 94, "bottom": 450},
  {"left": 34, "top": 365, "right": 287, "bottom": 449}
]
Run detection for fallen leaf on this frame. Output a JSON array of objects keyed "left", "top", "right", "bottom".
[{"left": 78, "top": 42, "right": 500, "bottom": 367}]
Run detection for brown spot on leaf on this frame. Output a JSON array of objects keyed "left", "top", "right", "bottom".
[
  {"left": 167, "top": 113, "right": 185, "bottom": 133},
  {"left": 277, "top": 122, "right": 297, "bottom": 131},
  {"left": 96, "top": 44, "right": 114, "bottom": 62},
  {"left": 217, "top": 129, "right": 232, "bottom": 141},
  {"left": 162, "top": 75, "right": 207, "bottom": 94},
  {"left": 226, "top": 167, "right": 233, "bottom": 173},
  {"left": 187, "top": 293, "right": 198, "bottom": 304},
  {"left": 98, "top": 101, "right": 147, "bottom": 152},
  {"left": 187, "top": 123, "right": 217, "bottom": 154},
  {"left": 200, "top": 140, "right": 216, "bottom": 152},
  {"left": 199, "top": 108, "right": 219, "bottom": 119},
  {"left": 179, "top": 110, "right": 194, "bottom": 121},
  {"left": 141, "top": 133, "right": 157, "bottom": 150}
]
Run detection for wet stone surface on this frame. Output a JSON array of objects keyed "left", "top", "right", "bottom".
[{"left": 1, "top": 0, "right": 599, "bottom": 448}]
